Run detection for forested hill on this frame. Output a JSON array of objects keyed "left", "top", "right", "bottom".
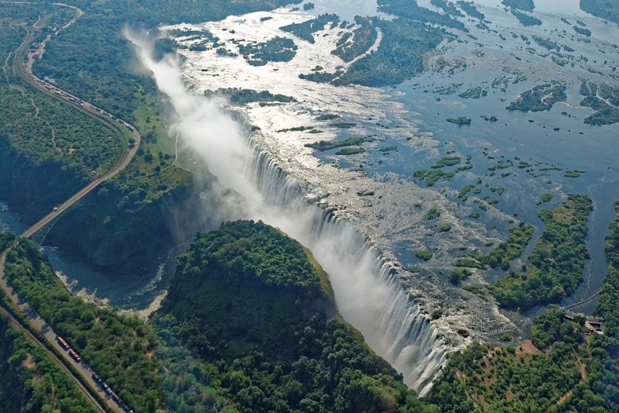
[
  {"left": 156, "top": 220, "right": 437, "bottom": 412},
  {"left": 4, "top": 217, "right": 619, "bottom": 412}
]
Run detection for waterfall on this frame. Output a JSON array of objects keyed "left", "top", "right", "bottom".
[
  {"left": 245, "top": 138, "right": 448, "bottom": 395},
  {"left": 126, "top": 30, "right": 448, "bottom": 396}
]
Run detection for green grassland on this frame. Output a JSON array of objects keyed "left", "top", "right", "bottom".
[{"left": 416, "top": 250, "right": 433, "bottom": 261}]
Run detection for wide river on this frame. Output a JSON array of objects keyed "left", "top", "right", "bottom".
[{"left": 2, "top": 0, "right": 618, "bottom": 329}]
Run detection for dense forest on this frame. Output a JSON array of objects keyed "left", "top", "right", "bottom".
[
  {"left": 477, "top": 222, "right": 535, "bottom": 270},
  {"left": 0, "top": 315, "right": 98, "bottom": 413},
  {"left": 287, "top": 12, "right": 445, "bottom": 87},
  {"left": 580, "top": 0, "right": 619, "bottom": 26},
  {"left": 2, "top": 0, "right": 325, "bottom": 272},
  {"left": 0, "top": 3, "right": 198, "bottom": 273},
  {"left": 0, "top": 222, "right": 439, "bottom": 412},
  {"left": 457, "top": 1, "right": 485, "bottom": 20},
  {"left": 0, "top": 5, "right": 119, "bottom": 221},
  {"left": 34, "top": 0, "right": 300, "bottom": 123},
  {"left": 506, "top": 83, "right": 567, "bottom": 112},
  {"left": 490, "top": 194, "right": 593, "bottom": 310},
  {"left": 510, "top": 9, "right": 542, "bottom": 27},
  {"left": 3, "top": 206, "right": 619, "bottom": 412},
  {"left": 3, "top": 237, "right": 167, "bottom": 412},
  {"left": 579, "top": 81, "right": 619, "bottom": 125},
  {"left": 2, "top": 0, "right": 619, "bottom": 411},
  {"left": 428, "top": 201, "right": 619, "bottom": 412},
  {"left": 429, "top": 308, "right": 587, "bottom": 412},
  {"left": 376, "top": 0, "right": 465, "bottom": 30},
  {"left": 156, "top": 220, "right": 436, "bottom": 412},
  {"left": 584, "top": 201, "right": 619, "bottom": 411}
]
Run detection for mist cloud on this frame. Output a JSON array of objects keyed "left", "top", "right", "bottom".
[
  {"left": 125, "top": 28, "right": 446, "bottom": 394},
  {"left": 125, "top": 29, "right": 264, "bottom": 220}
]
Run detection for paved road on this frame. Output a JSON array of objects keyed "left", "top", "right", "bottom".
[
  {"left": 0, "top": 249, "right": 118, "bottom": 412},
  {"left": 0, "top": 305, "right": 108, "bottom": 412},
  {"left": 0, "top": 4, "right": 143, "bottom": 412},
  {"left": 13, "top": 10, "right": 141, "bottom": 239}
]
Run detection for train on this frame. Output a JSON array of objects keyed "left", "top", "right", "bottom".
[
  {"left": 68, "top": 348, "right": 81, "bottom": 363},
  {"left": 56, "top": 336, "right": 70, "bottom": 351},
  {"left": 56, "top": 336, "right": 81, "bottom": 363}
]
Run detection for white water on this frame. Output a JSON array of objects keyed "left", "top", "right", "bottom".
[{"left": 126, "top": 30, "right": 447, "bottom": 395}]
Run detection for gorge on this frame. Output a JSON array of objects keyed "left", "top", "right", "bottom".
[{"left": 127, "top": 30, "right": 451, "bottom": 395}]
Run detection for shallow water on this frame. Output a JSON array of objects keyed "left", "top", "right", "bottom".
[
  {"left": 296, "top": 0, "right": 619, "bottom": 312},
  {"left": 469, "top": 0, "right": 592, "bottom": 17},
  {"left": 149, "top": 3, "right": 619, "bottom": 353},
  {"left": 4, "top": 0, "right": 617, "bottom": 322}
]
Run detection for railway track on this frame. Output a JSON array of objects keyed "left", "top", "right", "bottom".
[{"left": 0, "top": 3, "right": 144, "bottom": 412}]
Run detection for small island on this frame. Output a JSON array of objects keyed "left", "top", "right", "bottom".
[
  {"left": 447, "top": 116, "right": 472, "bottom": 125},
  {"left": 304, "top": 137, "right": 366, "bottom": 151},
  {"left": 336, "top": 147, "right": 366, "bottom": 155},
  {"left": 507, "top": 83, "right": 566, "bottom": 112},
  {"left": 502, "top": 0, "right": 534, "bottom": 11},
  {"left": 511, "top": 10, "right": 542, "bottom": 26}
]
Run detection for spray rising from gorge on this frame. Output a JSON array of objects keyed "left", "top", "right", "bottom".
[{"left": 126, "top": 29, "right": 448, "bottom": 395}]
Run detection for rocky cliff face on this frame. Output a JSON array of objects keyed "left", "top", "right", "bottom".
[
  {"left": 155, "top": 220, "right": 435, "bottom": 413},
  {"left": 0, "top": 136, "right": 207, "bottom": 275},
  {"left": 45, "top": 178, "right": 212, "bottom": 275},
  {"left": 0, "top": 138, "right": 85, "bottom": 223}
]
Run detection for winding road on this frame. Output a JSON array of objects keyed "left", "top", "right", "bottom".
[
  {"left": 9, "top": 5, "right": 141, "bottom": 238},
  {"left": 0, "top": 3, "right": 142, "bottom": 412}
]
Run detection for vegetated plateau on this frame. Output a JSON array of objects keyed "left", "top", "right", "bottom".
[{"left": 2, "top": 0, "right": 619, "bottom": 411}]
